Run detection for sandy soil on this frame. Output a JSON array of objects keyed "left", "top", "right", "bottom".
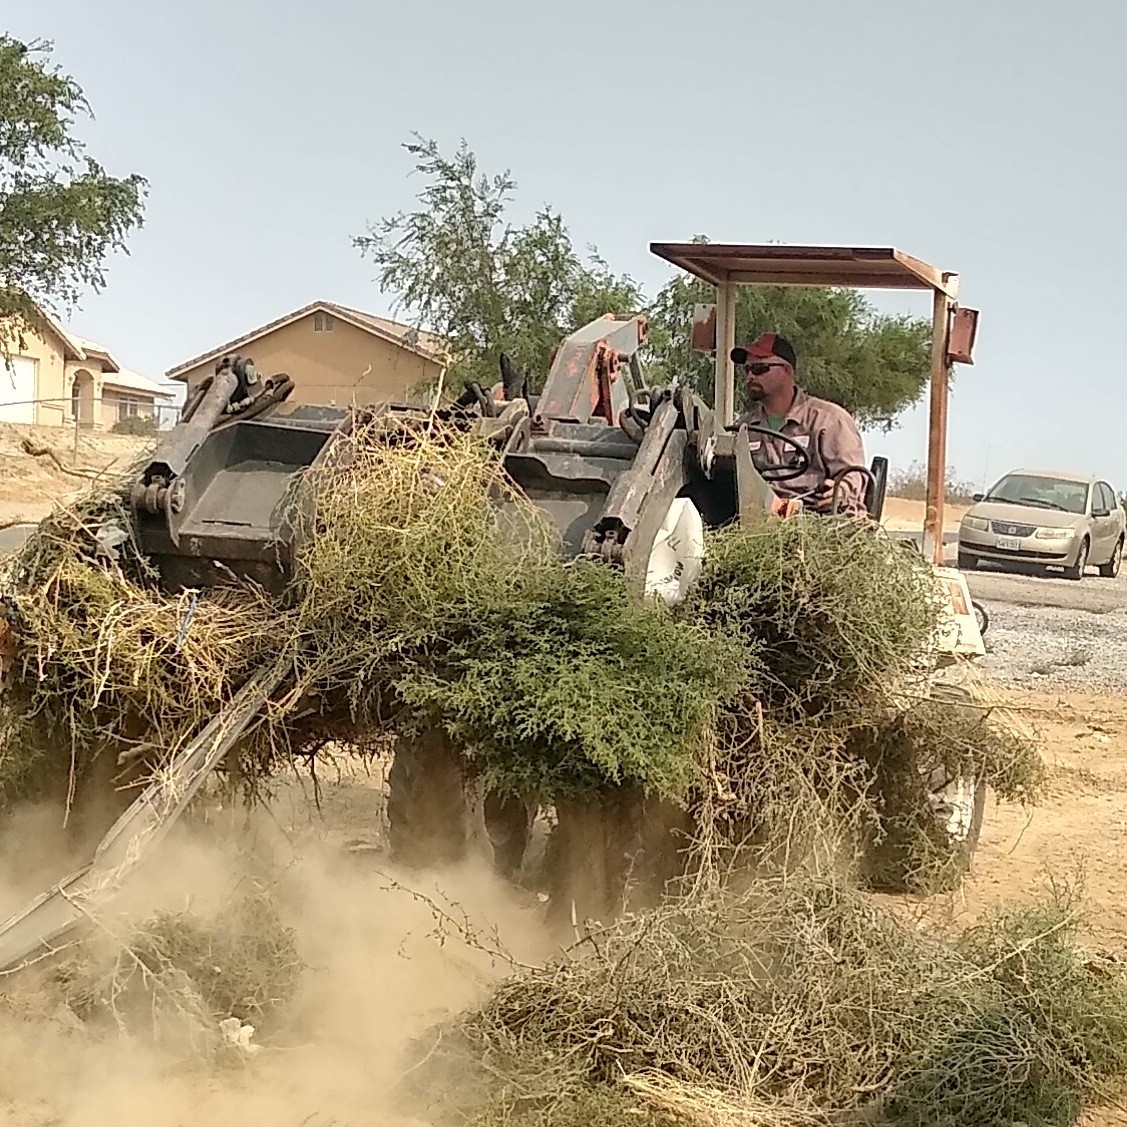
[
  {"left": 0, "top": 424, "right": 152, "bottom": 523},
  {"left": 965, "top": 690, "right": 1127, "bottom": 1127},
  {"left": 944, "top": 690, "right": 1127, "bottom": 943},
  {"left": 880, "top": 495, "right": 969, "bottom": 534}
]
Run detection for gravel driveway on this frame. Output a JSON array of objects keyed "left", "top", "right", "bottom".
[{"left": 967, "top": 565, "right": 1127, "bottom": 689}]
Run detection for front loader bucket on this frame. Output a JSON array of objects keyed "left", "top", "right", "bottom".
[
  {"left": 500, "top": 397, "right": 695, "bottom": 587},
  {"left": 132, "top": 403, "right": 352, "bottom": 593}
]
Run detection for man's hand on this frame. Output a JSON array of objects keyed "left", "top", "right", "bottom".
[
  {"left": 812, "top": 477, "right": 871, "bottom": 520},
  {"left": 769, "top": 495, "right": 803, "bottom": 518},
  {"left": 811, "top": 478, "right": 836, "bottom": 513}
]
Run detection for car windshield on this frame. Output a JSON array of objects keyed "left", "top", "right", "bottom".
[{"left": 986, "top": 474, "right": 1089, "bottom": 515}]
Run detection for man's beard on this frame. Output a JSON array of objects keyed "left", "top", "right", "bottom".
[{"left": 746, "top": 384, "right": 766, "bottom": 401}]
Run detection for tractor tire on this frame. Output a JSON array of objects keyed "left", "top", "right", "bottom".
[
  {"left": 972, "top": 600, "right": 989, "bottom": 636},
  {"left": 858, "top": 683, "right": 989, "bottom": 893},
  {"left": 545, "top": 786, "right": 694, "bottom": 929},
  {"left": 483, "top": 791, "right": 536, "bottom": 881},
  {"left": 386, "top": 727, "right": 477, "bottom": 871},
  {"left": 923, "top": 682, "right": 989, "bottom": 869},
  {"left": 927, "top": 765, "right": 988, "bottom": 857}
]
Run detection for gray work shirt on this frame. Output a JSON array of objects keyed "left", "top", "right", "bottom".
[{"left": 736, "top": 389, "right": 868, "bottom": 515}]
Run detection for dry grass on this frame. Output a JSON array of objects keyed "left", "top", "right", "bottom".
[
  {"left": 0, "top": 483, "right": 281, "bottom": 809},
  {"left": 402, "top": 876, "right": 1127, "bottom": 1127},
  {"left": 289, "top": 416, "right": 558, "bottom": 679},
  {"left": 9, "top": 883, "right": 303, "bottom": 1063},
  {"left": 0, "top": 422, "right": 558, "bottom": 806}
]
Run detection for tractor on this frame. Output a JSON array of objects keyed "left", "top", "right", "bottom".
[{"left": 0, "top": 243, "right": 983, "bottom": 969}]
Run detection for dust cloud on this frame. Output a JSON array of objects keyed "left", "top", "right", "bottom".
[{"left": 0, "top": 771, "right": 552, "bottom": 1127}]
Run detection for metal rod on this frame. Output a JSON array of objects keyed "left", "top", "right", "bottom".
[
  {"left": 530, "top": 437, "right": 639, "bottom": 460},
  {"left": 923, "top": 290, "right": 951, "bottom": 564}
]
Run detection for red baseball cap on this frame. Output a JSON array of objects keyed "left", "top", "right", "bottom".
[{"left": 730, "top": 332, "right": 797, "bottom": 367}]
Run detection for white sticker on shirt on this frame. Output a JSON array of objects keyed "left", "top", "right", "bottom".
[
  {"left": 749, "top": 441, "right": 762, "bottom": 451},
  {"left": 791, "top": 434, "right": 811, "bottom": 448}
]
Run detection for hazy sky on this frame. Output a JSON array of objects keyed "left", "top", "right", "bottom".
[{"left": 8, "top": 0, "right": 1126, "bottom": 487}]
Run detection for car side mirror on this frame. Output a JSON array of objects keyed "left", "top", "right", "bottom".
[
  {"left": 972, "top": 493, "right": 984, "bottom": 503},
  {"left": 1094, "top": 508, "right": 1110, "bottom": 518}
]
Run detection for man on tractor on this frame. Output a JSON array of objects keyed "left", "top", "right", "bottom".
[{"left": 730, "top": 332, "right": 868, "bottom": 518}]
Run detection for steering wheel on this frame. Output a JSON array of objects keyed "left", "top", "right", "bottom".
[
  {"left": 741, "top": 424, "right": 811, "bottom": 483},
  {"left": 828, "top": 465, "right": 875, "bottom": 515}
]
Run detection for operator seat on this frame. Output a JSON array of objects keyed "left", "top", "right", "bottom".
[{"left": 865, "top": 456, "right": 889, "bottom": 521}]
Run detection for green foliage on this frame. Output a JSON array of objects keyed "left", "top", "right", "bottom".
[
  {"left": 0, "top": 36, "right": 146, "bottom": 350},
  {"left": 397, "top": 561, "right": 751, "bottom": 801},
  {"left": 683, "top": 519, "right": 941, "bottom": 714},
  {"left": 49, "top": 887, "right": 304, "bottom": 1057},
  {"left": 120, "top": 891, "right": 302, "bottom": 1028},
  {"left": 110, "top": 413, "right": 159, "bottom": 436},
  {"left": 645, "top": 238, "right": 933, "bottom": 431},
  {"left": 354, "top": 135, "right": 641, "bottom": 391},
  {"left": 359, "top": 142, "right": 932, "bottom": 429},
  {"left": 889, "top": 459, "right": 980, "bottom": 504}
]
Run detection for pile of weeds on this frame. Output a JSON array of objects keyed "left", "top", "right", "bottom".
[{"left": 399, "top": 876, "right": 1127, "bottom": 1127}]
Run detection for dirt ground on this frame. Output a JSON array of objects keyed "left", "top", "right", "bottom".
[
  {"left": 0, "top": 423, "right": 152, "bottom": 524},
  {"left": 967, "top": 689, "right": 1127, "bottom": 1127},
  {"left": 4, "top": 688, "right": 1126, "bottom": 1127},
  {"left": 268, "top": 690, "right": 1127, "bottom": 1127},
  {"left": 4, "top": 464, "right": 1127, "bottom": 1123},
  {"left": 951, "top": 690, "right": 1127, "bottom": 941}
]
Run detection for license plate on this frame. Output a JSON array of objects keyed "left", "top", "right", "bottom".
[{"left": 996, "top": 536, "right": 1022, "bottom": 551}]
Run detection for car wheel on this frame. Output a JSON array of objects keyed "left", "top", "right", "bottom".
[
  {"left": 1098, "top": 537, "right": 1123, "bottom": 579},
  {"left": 1064, "top": 537, "right": 1089, "bottom": 581},
  {"left": 957, "top": 551, "right": 977, "bottom": 571}
]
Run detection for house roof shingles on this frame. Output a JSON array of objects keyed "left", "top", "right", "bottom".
[{"left": 102, "top": 367, "right": 176, "bottom": 400}]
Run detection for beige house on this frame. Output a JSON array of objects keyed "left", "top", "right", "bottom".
[
  {"left": 1, "top": 307, "right": 175, "bottom": 429},
  {"left": 166, "top": 301, "right": 448, "bottom": 406}
]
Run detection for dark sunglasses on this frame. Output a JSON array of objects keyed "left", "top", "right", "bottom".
[{"left": 744, "top": 361, "right": 784, "bottom": 376}]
